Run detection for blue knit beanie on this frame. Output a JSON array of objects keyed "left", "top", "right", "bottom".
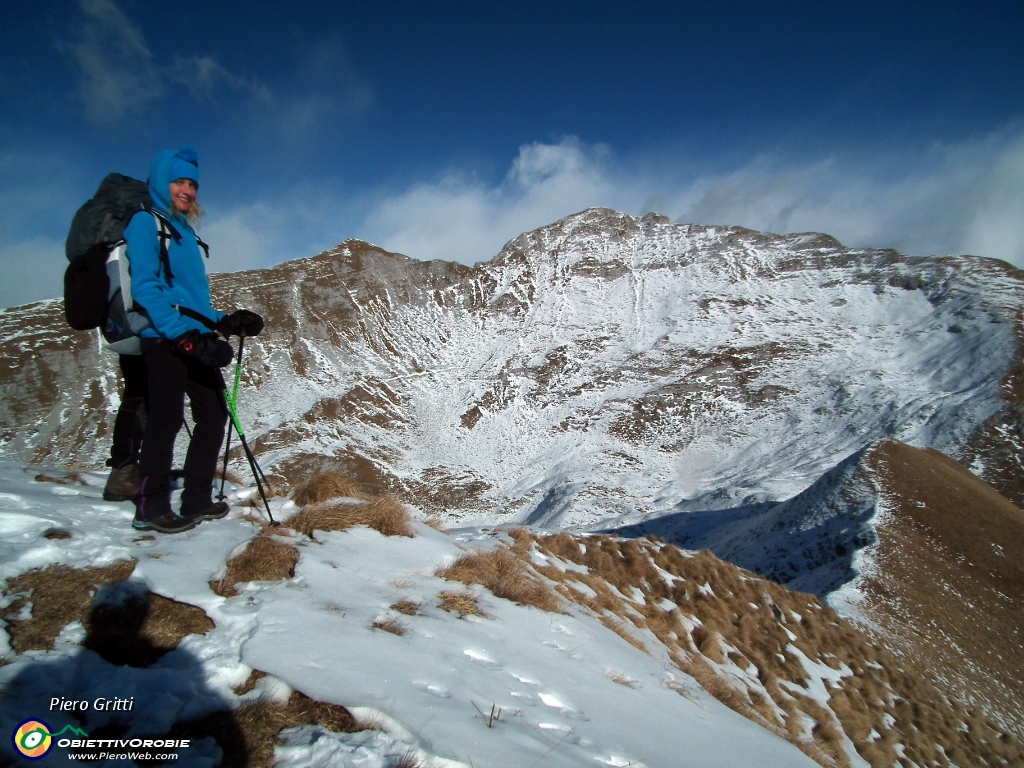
[{"left": 169, "top": 145, "right": 200, "bottom": 186}]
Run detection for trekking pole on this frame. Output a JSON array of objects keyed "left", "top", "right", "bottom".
[
  {"left": 216, "top": 354, "right": 239, "bottom": 501},
  {"left": 219, "top": 335, "right": 278, "bottom": 526},
  {"left": 224, "top": 336, "right": 274, "bottom": 494}
]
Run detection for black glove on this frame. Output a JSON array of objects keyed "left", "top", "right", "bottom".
[
  {"left": 217, "top": 309, "right": 264, "bottom": 338},
  {"left": 174, "top": 331, "right": 234, "bottom": 368}
]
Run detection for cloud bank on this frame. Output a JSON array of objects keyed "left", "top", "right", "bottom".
[
  {"left": 357, "top": 129, "right": 1024, "bottom": 270},
  {"left": 3, "top": 129, "right": 1023, "bottom": 309}
]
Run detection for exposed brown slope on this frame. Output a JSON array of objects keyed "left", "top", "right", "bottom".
[
  {"left": 503, "top": 530, "right": 1022, "bottom": 767},
  {"left": 857, "top": 440, "right": 1024, "bottom": 738}
]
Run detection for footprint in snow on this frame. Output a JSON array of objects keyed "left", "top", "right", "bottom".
[
  {"left": 412, "top": 682, "right": 450, "bottom": 698},
  {"left": 50, "top": 486, "right": 82, "bottom": 496},
  {"left": 538, "top": 692, "right": 589, "bottom": 721},
  {"left": 463, "top": 648, "right": 502, "bottom": 668},
  {"left": 538, "top": 692, "right": 572, "bottom": 710},
  {"left": 508, "top": 672, "right": 541, "bottom": 685}
]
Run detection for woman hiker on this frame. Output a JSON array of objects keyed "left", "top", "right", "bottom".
[{"left": 125, "top": 145, "right": 263, "bottom": 533}]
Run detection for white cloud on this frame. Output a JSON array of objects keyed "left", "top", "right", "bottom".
[
  {"left": 961, "top": 131, "right": 1024, "bottom": 265},
  {"left": 168, "top": 56, "right": 271, "bottom": 104},
  {"left": 359, "top": 137, "right": 618, "bottom": 265},
  {"left": 356, "top": 128, "right": 1024, "bottom": 270},
  {"left": 58, "top": 0, "right": 270, "bottom": 124},
  {"left": 200, "top": 186, "right": 354, "bottom": 276},
  {"left": 665, "top": 126, "right": 1024, "bottom": 267},
  {"left": 8, "top": 128, "right": 1021, "bottom": 310},
  {"left": 270, "top": 39, "right": 373, "bottom": 144},
  {"left": 58, "top": 0, "right": 164, "bottom": 122}
]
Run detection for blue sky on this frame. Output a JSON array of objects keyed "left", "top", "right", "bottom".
[{"left": 2, "top": 0, "right": 1023, "bottom": 308}]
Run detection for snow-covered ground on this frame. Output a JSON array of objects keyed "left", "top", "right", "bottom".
[{"left": 0, "top": 464, "right": 818, "bottom": 767}]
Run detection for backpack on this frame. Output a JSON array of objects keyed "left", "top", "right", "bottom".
[{"left": 63, "top": 173, "right": 184, "bottom": 353}]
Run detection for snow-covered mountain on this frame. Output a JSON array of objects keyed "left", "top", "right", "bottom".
[{"left": 2, "top": 208, "right": 1021, "bottom": 522}]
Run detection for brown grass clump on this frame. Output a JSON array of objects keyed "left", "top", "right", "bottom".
[
  {"left": 3, "top": 561, "right": 136, "bottom": 653},
  {"left": 438, "top": 591, "right": 483, "bottom": 617},
  {"left": 286, "top": 495, "right": 413, "bottom": 538},
  {"left": 161, "top": 689, "right": 358, "bottom": 768},
  {"left": 436, "top": 546, "right": 561, "bottom": 613},
  {"left": 290, "top": 471, "right": 368, "bottom": 506},
  {"left": 84, "top": 592, "right": 214, "bottom": 668},
  {"left": 34, "top": 472, "right": 85, "bottom": 485},
  {"left": 233, "top": 669, "right": 267, "bottom": 695},
  {"left": 390, "top": 600, "right": 418, "bottom": 615},
  {"left": 211, "top": 536, "right": 300, "bottom": 597},
  {"left": 2, "top": 560, "right": 215, "bottom": 667},
  {"left": 371, "top": 618, "right": 407, "bottom": 636},
  {"left": 42, "top": 528, "right": 72, "bottom": 540},
  {"left": 389, "top": 751, "right": 425, "bottom": 768},
  {"left": 599, "top": 615, "right": 647, "bottom": 653}
]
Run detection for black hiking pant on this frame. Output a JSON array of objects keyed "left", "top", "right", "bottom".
[
  {"left": 108, "top": 354, "right": 147, "bottom": 469},
  {"left": 136, "top": 338, "right": 227, "bottom": 517}
]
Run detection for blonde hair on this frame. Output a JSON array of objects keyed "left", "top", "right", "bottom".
[
  {"left": 186, "top": 200, "right": 203, "bottom": 227},
  {"left": 167, "top": 200, "right": 203, "bottom": 228}
]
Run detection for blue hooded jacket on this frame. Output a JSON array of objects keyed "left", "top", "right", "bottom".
[{"left": 123, "top": 146, "right": 224, "bottom": 341}]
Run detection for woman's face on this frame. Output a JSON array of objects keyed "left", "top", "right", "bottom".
[{"left": 169, "top": 178, "right": 197, "bottom": 213}]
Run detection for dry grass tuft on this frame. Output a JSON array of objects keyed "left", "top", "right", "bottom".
[
  {"left": 390, "top": 600, "right": 419, "bottom": 616},
  {"left": 600, "top": 615, "right": 647, "bottom": 653},
  {"left": 606, "top": 671, "right": 639, "bottom": 688},
  {"left": 438, "top": 591, "right": 483, "bottom": 617},
  {"left": 84, "top": 593, "right": 214, "bottom": 667},
  {"left": 436, "top": 545, "right": 561, "bottom": 613},
  {"left": 233, "top": 669, "right": 267, "bottom": 695},
  {"left": 371, "top": 618, "right": 407, "bottom": 636},
  {"left": 211, "top": 536, "right": 299, "bottom": 597},
  {"left": 388, "top": 751, "right": 425, "bottom": 768},
  {"left": 163, "top": 689, "right": 358, "bottom": 768},
  {"left": 2, "top": 559, "right": 214, "bottom": 667},
  {"left": 3, "top": 561, "right": 136, "bottom": 653},
  {"left": 34, "top": 472, "right": 85, "bottom": 486},
  {"left": 422, "top": 517, "right": 445, "bottom": 531},
  {"left": 42, "top": 528, "right": 72, "bottom": 540},
  {"left": 286, "top": 495, "right": 413, "bottom": 538},
  {"left": 291, "top": 471, "right": 369, "bottom": 506}
]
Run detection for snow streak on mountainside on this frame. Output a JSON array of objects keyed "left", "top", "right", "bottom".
[{"left": 1, "top": 209, "right": 1022, "bottom": 534}]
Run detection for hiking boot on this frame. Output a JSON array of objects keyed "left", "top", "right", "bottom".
[
  {"left": 182, "top": 500, "right": 230, "bottom": 522},
  {"left": 133, "top": 482, "right": 196, "bottom": 534},
  {"left": 132, "top": 510, "right": 197, "bottom": 534},
  {"left": 103, "top": 463, "right": 140, "bottom": 502}
]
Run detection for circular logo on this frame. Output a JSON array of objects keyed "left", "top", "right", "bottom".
[{"left": 12, "top": 719, "right": 53, "bottom": 759}]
